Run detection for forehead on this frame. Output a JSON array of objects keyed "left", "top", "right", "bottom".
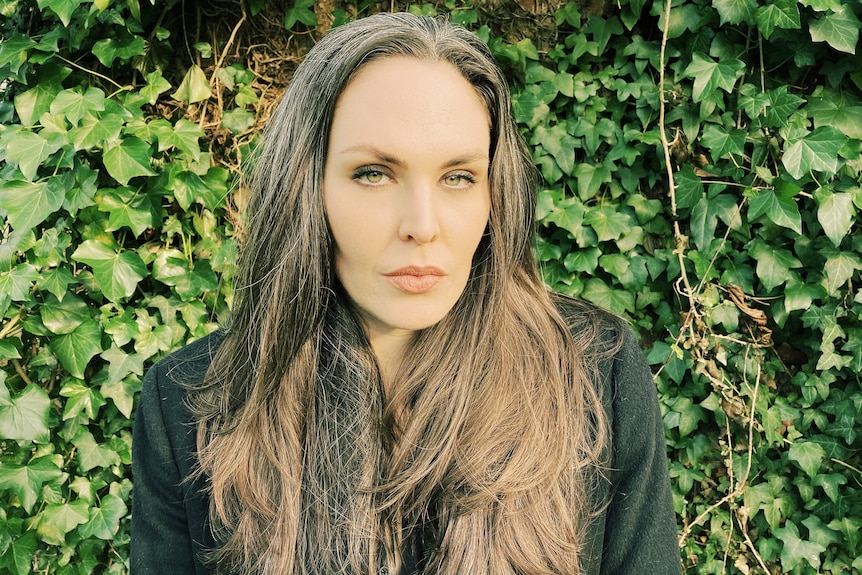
[{"left": 328, "top": 56, "right": 491, "bottom": 152}]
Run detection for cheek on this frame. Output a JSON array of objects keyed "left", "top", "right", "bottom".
[{"left": 462, "top": 197, "right": 491, "bottom": 249}]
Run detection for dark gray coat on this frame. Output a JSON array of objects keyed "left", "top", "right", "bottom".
[{"left": 130, "top": 304, "right": 682, "bottom": 575}]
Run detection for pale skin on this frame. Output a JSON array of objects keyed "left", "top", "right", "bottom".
[{"left": 322, "top": 57, "right": 492, "bottom": 389}]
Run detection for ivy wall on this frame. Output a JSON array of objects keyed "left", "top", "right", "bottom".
[{"left": 0, "top": 0, "right": 860, "bottom": 573}]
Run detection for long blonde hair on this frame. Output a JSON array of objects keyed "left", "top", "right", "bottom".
[{"left": 188, "top": 13, "right": 619, "bottom": 575}]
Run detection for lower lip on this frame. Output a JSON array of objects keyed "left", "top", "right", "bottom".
[{"left": 384, "top": 274, "right": 444, "bottom": 294}]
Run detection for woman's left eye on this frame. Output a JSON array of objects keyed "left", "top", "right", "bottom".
[{"left": 443, "top": 172, "right": 476, "bottom": 188}]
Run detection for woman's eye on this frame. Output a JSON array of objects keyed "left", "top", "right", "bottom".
[
  {"left": 443, "top": 172, "right": 476, "bottom": 188},
  {"left": 352, "top": 167, "right": 388, "bottom": 185}
]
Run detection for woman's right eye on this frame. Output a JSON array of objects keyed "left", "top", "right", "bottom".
[{"left": 352, "top": 167, "right": 388, "bottom": 185}]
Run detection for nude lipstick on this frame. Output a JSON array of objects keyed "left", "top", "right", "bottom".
[{"left": 383, "top": 266, "right": 445, "bottom": 294}]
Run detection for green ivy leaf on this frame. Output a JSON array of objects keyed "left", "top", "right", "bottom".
[
  {"left": 806, "top": 88, "right": 862, "bottom": 139},
  {"left": 788, "top": 441, "right": 825, "bottom": 477},
  {"left": 766, "top": 86, "right": 805, "bottom": 129},
  {"left": 533, "top": 124, "right": 576, "bottom": 175},
  {"left": 812, "top": 473, "right": 848, "bottom": 503},
  {"left": 100, "top": 345, "right": 144, "bottom": 385},
  {"left": 71, "top": 240, "right": 147, "bottom": 302},
  {"left": 583, "top": 204, "right": 631, "bottom": 242},
  {"left": 0, "top": 263, "right": 40, "bottom": 301},
  {"left": 70, "top": 111, "right": 124, "bottom": 151},
  {"left": 555, "top": 2, "right": 581, "bottom": 27},
  {"left": 155, "top": 118, "right": 204, "bottom": 159},
  {"left": 235, "top": 84, "right": 259, "bottom": 107},
  {"left": 3, "top": 530, "right": 37, "bottom": 575},
  {"left": 4, "top": 130, "right": 66, "bottom": 181},
  {"left": 72, "top": 427, "right": 120, "bottom": 472},
  {"left": 36, "top": 499, "right": 89, "bottom": 546},
  {"left": 683, "top": 53, "right": 745, "bottom": 102},
  {"left": 38, "top": 267, "right": 76, "bottom": 301},
  {"left": 0, "top": 33, "right": 38, "bottom": 75},
  {"left": 49, "top": 319, "right": 103, "bottom": 378},
  {"left": 512, "top": 85, "right": 550, "bottom": 129},
  {"left": 784, "top": 276, "right": 822, "bottom": 313},
  {"left": 598, "top": 253, "right": 631, "bottom": 282},
  {"left": 581, "top": 278, "right": 635, "bottom": 315},
  {"left": 564, "top": 247, "right": 600, "bottom": 273},
  {"left": 64, "top": 163, "right": 99, "bottom": 214},
  {"left": 103, "top": 136, "right": 156, "bottom": 185},
  {"left": 747, "top": 187, "right": 802, "bottom": 233},
  {"left": 814, "top": 187, "right": 854, "bottom": 246},
  {"left": 823, "top": 249, "right": 861, "bottom": 295},
  {"left": 799, "top": 0, "right": 843, "bottom": 9},
  {"left": 809, "top": 5, "right": 860, "bottom": 55},
  {"left": 172, "top": 64, "right": 212, "bottom": 104},
  {"left": 668, "top": 396, "right": 707, "bottom": 436},
  {"left": 661, "top": 4, "right": 703, "bottom": 39},
  {"left": 59, "top": 380, "right": 107, "bottom": 421},
  {"left": 97, "top": 186, "right": 155, "bottom": 237},
  {"left": 755, "top": 0, "right": 801, "bottom": 40},
  {"left": 141, "top": 70, "right": 172, "bottom": 105},
  {"left": 0, "top": 377, "right": 51, "bottom": 444},
  {"left": 675, "top": 165, "right": 704, "bottom": 209},
  {"left": 782, "top": 126, "right": 847, "bottom": 180},
  {"left": 543, "top": 195, "right": 585, "bottom": 236},
  {"left": 170, "top": 170, "right": 210, "bottom": 211},
  {"left": 802, "top": 516, "right": 841, "bottom": 552},
  {"left": 0, "top": 456, "right": 65, "bottom": 513},
  {"left": 284, "top": 0, "right": 317, "bottom": 29},
  {"left": 221, "top": 108, "right": 256, "bottom": 134},
  {"left": 104, "top": 306, "right": 140, "bottom": 348},
  {"left": 749, "top": 239, "right": 802, "bottom": 291},
  {"left": 700, "top": 124, "right": 746, "bottom": 158},
  {"left": 713, "top": 0, "right": 756, "bottom": 25},
  {"left": 13, "top": 64, "right": 68, "bottom": 126},
  {"left": 78, "top": 493, "right": 126, "bottom": 540},
  {"left": 100, "top": 375, "right": 141, "bottom": 419},
  {"left": 775, "top": 520, "right": 826, "bottom": 571},
  {"left": 198, "top": 166, "right": 230, "bottom": 211},
  {"left": 40, "top": 294, "right": 91, "bottom": 335},
  {"left": 49, "top": 87, "right": 105, "bottom": 126},
  {"left": 35, "top": 0, "right": 82, "bottom": 26},
  {"left": 584, "top": 15, "right": 623, "bottom": 54},
  {"left": 827, "top": 516, "right": 861, "bottom": 555},
  {"left": 573, "top": 163, "right": 612, "bottom": 201},
  {"left": 91, "top": 30, "right": 147, "bottom": 66}
]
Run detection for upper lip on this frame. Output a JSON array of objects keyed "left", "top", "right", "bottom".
[{"left": 384, "top": 266, "right": 445, "bottom": 277}]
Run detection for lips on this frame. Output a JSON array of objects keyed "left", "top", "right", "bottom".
[{"left": 383, "top": 266, "right": 445, "bottom": 294}]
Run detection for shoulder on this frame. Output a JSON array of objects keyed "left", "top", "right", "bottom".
[
  {"left": 147, "top": 329, "right": 227, "bottom": 389},
  {"left": 138, "top": 330, "right": 226, "bottom": 430},
  {"left": 551, "top": 294, "right": 628, "bottom": 360},
  {"left": 551, "top": 294, "right": 655, "bottom": 422}
]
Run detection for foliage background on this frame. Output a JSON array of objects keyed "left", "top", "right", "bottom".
[{"left": 0, "top": 0, "right": 860, "bottom": 573}]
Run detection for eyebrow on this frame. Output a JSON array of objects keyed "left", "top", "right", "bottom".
[{"left": 336, "top": 144, "right": 489, "bottom": 169}]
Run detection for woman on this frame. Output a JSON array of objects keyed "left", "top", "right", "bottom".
[{"left": 131, "top": 12, "right": 681, "bottom": 575}]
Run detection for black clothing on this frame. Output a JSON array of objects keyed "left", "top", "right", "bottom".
[{"left": 131, "top": 308, "right": 682, "bottom": 574}]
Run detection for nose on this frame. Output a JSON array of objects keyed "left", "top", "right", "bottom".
[{"left": 397, "top": 182, "right": 439, "bottom": 245}]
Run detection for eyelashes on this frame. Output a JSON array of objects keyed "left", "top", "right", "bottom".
[
  {"left": 351, "top": 165, "right": 478, "bottom": 189},
  {"left": 352, "top": 165, "right": 388, "bottom": 185}
]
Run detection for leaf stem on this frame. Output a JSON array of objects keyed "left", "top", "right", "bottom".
[
  {"left": 210, "top": 13, "right": 248, "bottom": 87},
  {"left": 54, "top": 55, "right": 124, "bottom": 90},
  {"left": 13, "top": 358, "right": 33, "bottom": 385},
  {"left": 658, "top": 0, "right": 697, "bottom": 337}
]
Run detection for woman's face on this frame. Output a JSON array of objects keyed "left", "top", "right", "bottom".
[{"left": 323, "top": 56, "right": 491, "bottom": 343}]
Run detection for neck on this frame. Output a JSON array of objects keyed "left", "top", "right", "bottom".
[{"left": 366, "top": 327, "right": 414, "bottom": 395}]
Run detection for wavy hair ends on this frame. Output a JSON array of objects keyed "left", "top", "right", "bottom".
[{"left": 188, "top": 12, "right": 616, "bottom": 575}]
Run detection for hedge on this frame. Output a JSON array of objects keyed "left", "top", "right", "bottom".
[{"left": 0, "top": 0, "right": 860, "bottom": 573}]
